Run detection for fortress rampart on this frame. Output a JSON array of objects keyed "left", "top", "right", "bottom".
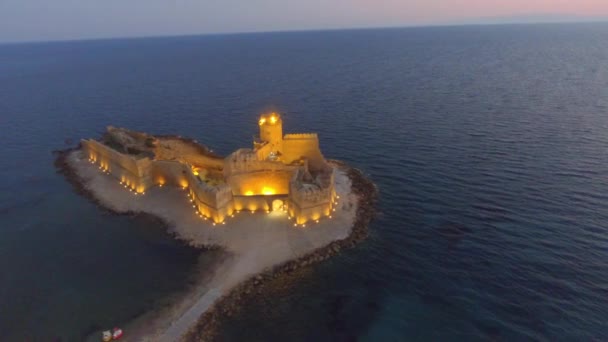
[
  {"left": 288, "top": 167, "right": 336, "bottom": 224},
  {"left": 82, "top": 139, "right": 234, "bottom": 223},
  {"left": 283, "top": 133, "right": 318, "bottom": 139},
  {"left": 155, "top": 138, "right": 224, "bottom": 170},
  {"left": 82, "top": 139, "right": 153, "bottom": 193},
  {"left": 82, "top": 112, "right": 337, "bottom": 225},
  {"left": 282, "top": 133, "right": 325, "bottom": 171}
]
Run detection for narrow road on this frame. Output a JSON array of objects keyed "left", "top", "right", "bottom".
[{"left": 158, "top": 288, "right": 222, "bottom": 341}]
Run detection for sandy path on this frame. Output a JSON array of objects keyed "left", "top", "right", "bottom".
[{"left": 159, "top": 288, "right": 222, "bottom": 340}]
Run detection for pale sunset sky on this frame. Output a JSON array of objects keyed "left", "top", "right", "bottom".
[{"left": 1, "top": 0, "right": 607, "bottom": 43}]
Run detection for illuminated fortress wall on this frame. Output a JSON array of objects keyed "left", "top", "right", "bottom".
[
  {"left": 288, "top": 168, "right": 337, "bottom": 224},
  {"left": 288, "top": 192, "right": 333, "bottom": 225},
  {"left": 186, "top": 172, "right": 234, "bottom": 224},
  {"left": 148, "top": 160, "right": 189, "bottom": 188},
  {"left": 148, "top": 160, "right": 233, "bottom": 223},
  {"left": 227, "top": 171, "right": 292, "bottom": 196},
  {"left": 81, "top": 139, "right": 153, "bottom": 193},
  {"left": 82, "top": 139, "right": 141, "bottom": 176},
  {"left": 282, "top": 133, "right": 325, "bottom": 171},
  {"left": 232, "top": 196, "right": 272, "bottom": 213},
  {"left": 82, "top": 112, "right": 337, "bottom": 225},
  {"left": 224, "top": 148, "right": 298, "bottom": 197},
  {"left": 83, "top": 139, "right": 234, "bottom": 223}
]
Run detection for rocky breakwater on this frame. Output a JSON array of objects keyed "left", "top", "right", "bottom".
[{"left": 184, "top": 162, "right": 378, "bottom": 341}]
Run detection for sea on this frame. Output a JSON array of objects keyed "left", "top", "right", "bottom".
[{"left": 1, "top": 23, "right": 608, "bottom": 341}]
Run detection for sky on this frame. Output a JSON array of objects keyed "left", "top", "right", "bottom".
[{"left": 1, "top": 0, "right": 608, "bottom": 43}]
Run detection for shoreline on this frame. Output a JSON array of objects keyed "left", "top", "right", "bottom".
[{"left": 54, "top": 147, "right": 378, "bottom": 341}]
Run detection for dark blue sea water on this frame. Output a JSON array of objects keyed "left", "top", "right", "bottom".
[{"left": 2, "top": 23, "right": 608, "bottom": 341}]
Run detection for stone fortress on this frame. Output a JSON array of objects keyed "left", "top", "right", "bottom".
[{"left": 81, "top": 113, "right": 338, "bottom": 226}]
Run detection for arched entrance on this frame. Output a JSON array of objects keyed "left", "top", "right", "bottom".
[{"left": 272, "top": 199, "right": 284, "bottom": 212}]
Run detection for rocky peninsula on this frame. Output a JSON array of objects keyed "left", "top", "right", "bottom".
[{"left": 55, "top": 114, "right": 377, "bottom": 341}]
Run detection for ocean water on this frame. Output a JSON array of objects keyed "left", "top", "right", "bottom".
[{"left": 2, "top": 23, "right": 608, "bottom": 341}]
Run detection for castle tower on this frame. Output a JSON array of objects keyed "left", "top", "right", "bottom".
[{"left": 257, "top": 112, "right": 283, "bottom": 155}]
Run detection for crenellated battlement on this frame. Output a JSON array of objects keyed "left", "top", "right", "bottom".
[{"left": 283, "top": 133, "right": 318, "bottom": 140}]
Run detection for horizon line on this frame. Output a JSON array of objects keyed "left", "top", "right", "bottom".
[{"left": 2, "top": 19, "right": 607, "bottom": 46}]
